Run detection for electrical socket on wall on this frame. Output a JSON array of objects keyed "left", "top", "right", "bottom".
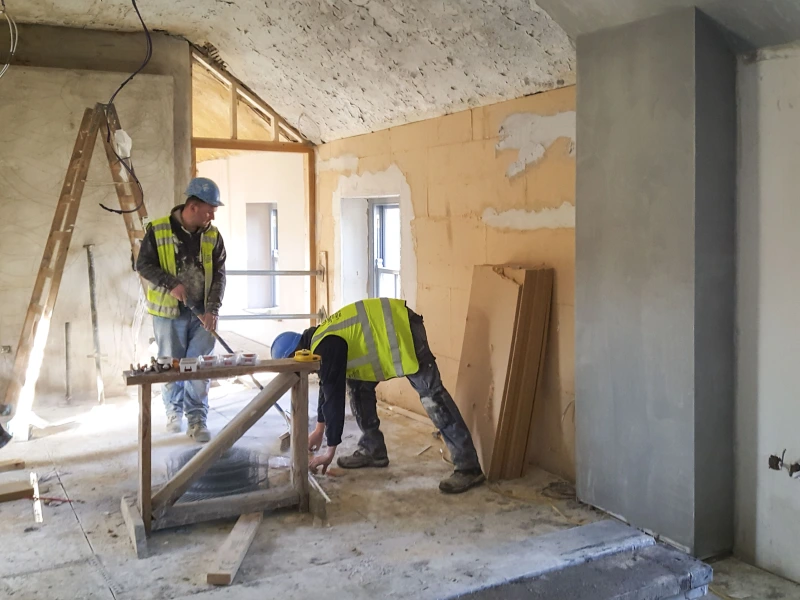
[{"left": 0, "top": 346, "right": 11, "bottom": 354}]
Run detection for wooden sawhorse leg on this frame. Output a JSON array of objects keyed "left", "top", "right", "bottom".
[
  {"left": 121, "top": 382, "right": 151, "bottom": 558},
  {"left": 291, "top": 372, "right": 310, "bottom": 511}
]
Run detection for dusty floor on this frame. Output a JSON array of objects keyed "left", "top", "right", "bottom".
[{"left": 0, "top": 355, "right": 797, "bottom": 598}]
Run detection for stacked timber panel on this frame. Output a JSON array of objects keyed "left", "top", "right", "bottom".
[{"left": 454, "top": 266, "right": 554, "bottom": 481}]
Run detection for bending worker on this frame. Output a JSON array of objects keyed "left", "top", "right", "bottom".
[
  {"left": 272, "top": 298, "right": 485, "bottom": 494},
  {"left": 136, "top": 177, "right": 226, "bottom": 443}
]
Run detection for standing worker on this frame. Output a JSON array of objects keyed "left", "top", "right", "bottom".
[
  {"left": 136, "top": 177, "right": 226, "bottom": 443},
  {"left": 271, "top": 299, "right": 485, "bottom": 494}
]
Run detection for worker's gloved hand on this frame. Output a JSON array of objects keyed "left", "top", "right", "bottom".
[
  {"left": 308, "top": 423, "right": 325, "bottom": 452},
  {"left": 199, "top": 313, "right": 218, "bottom": 332},
  {"left": 169, "top": 283, "right": 188, "bottom": 303},
  {"left": 309, "top": 446, "right": 336, "bottom": 475}
]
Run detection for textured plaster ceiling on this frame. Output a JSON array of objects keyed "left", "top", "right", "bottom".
[{"left": 14, "top": 1, "right": 576, "bottom": 143}]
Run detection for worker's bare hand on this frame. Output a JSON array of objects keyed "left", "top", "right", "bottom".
[
  {"left": 309, "top": 447, "right": 335, "bottom": 475},
  {"left": 308, "top": 423, "right": 325, "bottom": 452},
  {"left": 199, "top": 313, "right": 218, "bottom": 332},
  {"left": 169, "top": 283, "right": 188, "bottom": 303}
]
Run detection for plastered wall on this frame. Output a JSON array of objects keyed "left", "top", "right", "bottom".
[
  {"left": 736, "top": 43, "right": 800, "bottom": 583},
  {"left": 317, "top": 87, "right": 577, "bottom": 480},
  {"left": 0, "top": 67, "right": 175, "bottom": 402},
  {"left": 12, "top": 25, "right": 191, "bottom": 205}
]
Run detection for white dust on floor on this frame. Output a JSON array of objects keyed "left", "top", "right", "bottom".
[{"left": 1, "top": 381, "right": 796, "bottom": 599}]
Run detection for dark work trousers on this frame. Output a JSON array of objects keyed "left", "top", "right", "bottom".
[{"left": 348, "top": 309, "right": 482, "bottom": 473}]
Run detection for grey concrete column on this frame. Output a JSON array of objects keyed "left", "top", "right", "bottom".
[{"left": 575, "top": 8, "right": 735, "bottom": 559}]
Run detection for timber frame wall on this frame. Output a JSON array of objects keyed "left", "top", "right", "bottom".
[{"left": 190, "top": 49, "right": 319, "bottom": 320}]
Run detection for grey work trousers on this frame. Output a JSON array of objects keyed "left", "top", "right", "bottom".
[{"left": 348, "top": 310, "right": 482, "bottom": 473}]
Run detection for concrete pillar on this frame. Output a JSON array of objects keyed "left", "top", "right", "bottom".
[{"left": 575, "top": 8, "right": 736, "bottom": 558}]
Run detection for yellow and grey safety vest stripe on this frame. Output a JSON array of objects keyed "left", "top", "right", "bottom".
[
  {"left": 146, "top": 219, "right": 217, "bottom": 317},
  {"left": 152, "top": 221, "right": 176, "bottom": 251},
  {"left": 311, "top": 299, "right": 408, "bottom": 381},
  {"left": 379, "top": 298, "right": 405, "bottom": 378}
]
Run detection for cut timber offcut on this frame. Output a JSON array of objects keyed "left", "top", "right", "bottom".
[
  {"left": 454, "top": 265, "right": 554, "bottom": 481},
  {"left": 0, "top": 459, "right": 25, "bottom": 473},
  {"left": 0, "top": 479, "right": 34, "bottom": 503},
  {"left": 207, "top": 512, "right": 263, "bottom": 586}
]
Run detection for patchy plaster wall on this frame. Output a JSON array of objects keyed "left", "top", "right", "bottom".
[
  {"left": 317, "top": 87, "right": 577, "bottom": 480},
  {"left": 0, "top": 67, "right": 174, "bottom": 402}
]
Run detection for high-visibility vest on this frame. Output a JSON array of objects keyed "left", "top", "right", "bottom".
[
  {"left": 145, "top": 215, "right": 219, "bottom": 318},
  {"left": 311, "top": 299, "right": 420, "bottom": 382}
]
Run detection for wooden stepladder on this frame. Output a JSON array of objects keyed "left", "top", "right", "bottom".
[{"left": 5, "top": 103, "right": 149, "bottom": 440}]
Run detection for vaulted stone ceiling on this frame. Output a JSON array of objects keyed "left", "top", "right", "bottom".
[{"left": 15, "top": 1, "right": 576, "bottom": 143}]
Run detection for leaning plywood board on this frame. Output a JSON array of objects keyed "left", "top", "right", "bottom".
[
  {"left": 207, "top": 512, "right": 263, "bottom": 586},
  {"left": 491, "top": 268, "right": 554, "bottom": 480},
  {"left": 454, "top": 266, "right": 522, "bottom": 474}
]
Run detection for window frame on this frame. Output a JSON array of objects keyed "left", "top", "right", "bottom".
[{"left": 367, "top": 198, "right": 401, "bottom": 299}]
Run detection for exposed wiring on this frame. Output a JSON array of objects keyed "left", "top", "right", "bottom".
[
  {"left": 107, "top": 0, "right": 152, "bottom": 107},
  {"left": 0, "top": 0, "right": 19, "bottom": 82},
  {"left": 100, "top": 0, "right": 152, "bottom": 215}
]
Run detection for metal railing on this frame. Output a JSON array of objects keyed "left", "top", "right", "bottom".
[
  {"left": 226, "top": 269, "right": 324, "bottom": 278},
  {"left": 220, "top": 268, "right": 325, "bottom": 321},
  {"left": 218, "top": 311, "right": 325, "bottom": 321}
]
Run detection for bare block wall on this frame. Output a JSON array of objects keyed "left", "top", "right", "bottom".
[{"left": 316, "top": 87, "right": 577, "bottom": 480}]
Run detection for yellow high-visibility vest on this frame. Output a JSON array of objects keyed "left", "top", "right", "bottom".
[
  {"left": 145, "top": 215, "right": 218, "bottom": 318},
  {"left": 311, "top": 299, "right": 420, "bottom": 382}
]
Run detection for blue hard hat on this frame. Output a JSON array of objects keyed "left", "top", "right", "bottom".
[
  {"left": 271, "top": 331, "right": 302, "bottom": 360},
  {"left": 185, "top": 177, "right": 223, "bottom": 207}
]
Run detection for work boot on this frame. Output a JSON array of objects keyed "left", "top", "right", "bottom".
[
  {"left": 439, "top": 470, "right": 486, "bottom": 494},
  {"left": 337, "top": 449, "right": 389, "bottom": 469},
  {"left": 166, "top": 414, "right": 183, "bottom": 433},
  {"left": 0, "top": 422, "right": 11, "bottom": 450},
  {"left": 187, "top": 422, "right": 211, "bottom": 443}
]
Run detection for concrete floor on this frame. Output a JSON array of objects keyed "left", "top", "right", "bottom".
[{"left": 0, "top": 372, "right": 798, "bottom": 599}]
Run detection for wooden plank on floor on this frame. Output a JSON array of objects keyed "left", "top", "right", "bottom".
[
  {"left": 0, "top": 480, "right": 34, "bottom": 502},
  {"left": 207, "top": 512, "right": 263, "bottom": 586},
  {"left": 0, "top": 459, "right": 25, "bottom": 473}
]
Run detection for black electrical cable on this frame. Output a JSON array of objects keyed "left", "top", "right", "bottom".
[{"left": 100, "top": 0, "right": 152, "bottom": 215}]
